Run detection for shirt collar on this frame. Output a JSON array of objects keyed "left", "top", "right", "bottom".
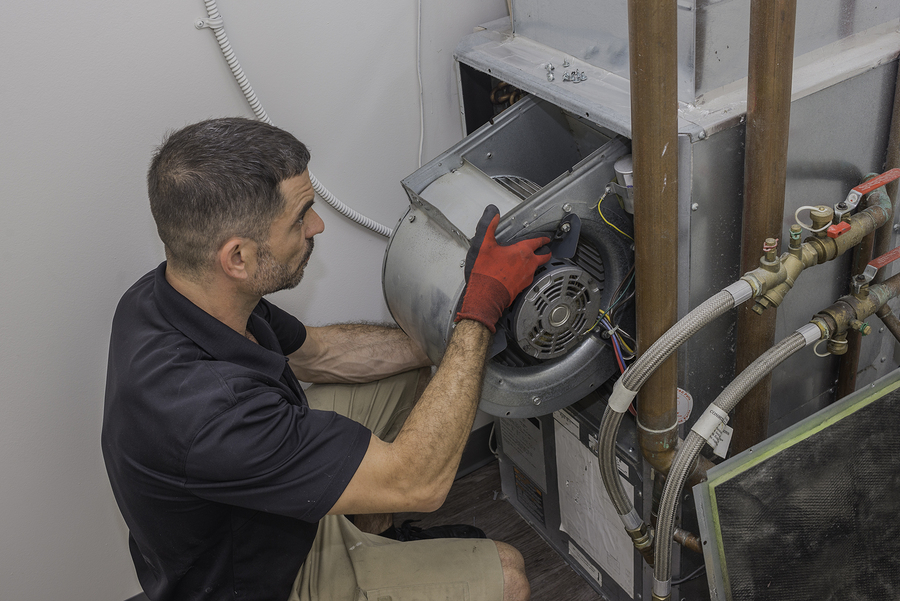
[{"left": 153, "top": 262, "right": 288, "bottom": 379}]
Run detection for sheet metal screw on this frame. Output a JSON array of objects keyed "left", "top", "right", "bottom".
[
  {"left": 532, "top": 396, "right": 541, "bottom": 405},
  {"left": 547, "top": 72, "right": 554, "bottom": 82},
  {"left": 691, "top": 203, "right": 699, "bottom": 211},
  {"left": 562, "top": 59, "right": 570, "bottom": 68},
  {"left": 459, "top": 260, "right": 465, "bottom": 268},
  {"left": 563, "top": 203, "right": 572, "bottom": 213},
  {"left": 408, "top": 214, "right": 416, "bottom": 223}
]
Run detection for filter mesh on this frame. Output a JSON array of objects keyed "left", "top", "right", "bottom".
[{"left": 712, "top": 388, "right": 900, "bottom": 600}]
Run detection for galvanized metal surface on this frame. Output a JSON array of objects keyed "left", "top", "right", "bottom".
[
  {"left": 680, "top": 62, "right": 899, "bottom": 437},
  {"left": 455, "top": 17, "right": 900, "bottom": 142},
  {"left": 508, "top": 0, "right": 897, "bottom": 101}
]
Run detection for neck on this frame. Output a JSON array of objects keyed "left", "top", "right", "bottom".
[{"left": 165, "top": 265, "right": 260, "bottom": 337}]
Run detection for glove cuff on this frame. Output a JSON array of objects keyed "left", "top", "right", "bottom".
[{"left": 455, "top": 273, "right": 511, "bottom": 334}]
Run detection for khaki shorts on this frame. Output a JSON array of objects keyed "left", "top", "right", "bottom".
[{"left": 289, "top": 370, "right": 505, "bottom": 601}]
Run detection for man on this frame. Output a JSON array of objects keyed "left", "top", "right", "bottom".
[{"left": 102, "top": 118, "right": 551, "bottom": 601}]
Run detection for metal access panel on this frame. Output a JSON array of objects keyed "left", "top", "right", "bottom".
[
  {"left": 495, "top": 391, "right": 645, "bottom": 600},
  {"left": 694, "top": 368, "right": 900, "bottom": 600}
]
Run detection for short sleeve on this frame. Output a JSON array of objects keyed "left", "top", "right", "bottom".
[
  {"left": 184, "top": 388, "right": 370, "bottom": 522},
  {"left": 253, "top": 299, "right": 307, "bottom": 355}
]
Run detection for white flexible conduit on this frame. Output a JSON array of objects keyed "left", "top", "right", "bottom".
[{"left": 199, "top": 0, "right": 394, "bottom": 238}]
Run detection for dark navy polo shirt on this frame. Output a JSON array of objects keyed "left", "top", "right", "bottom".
[{"left": 102, "top": 263, "right": 370, "bottom": 601}]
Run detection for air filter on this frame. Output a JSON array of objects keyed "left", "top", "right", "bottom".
[{"left": 695, "top": 368, "right": 900, "bottom": 600}]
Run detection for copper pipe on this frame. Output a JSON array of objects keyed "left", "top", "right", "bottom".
[
  {"left": 628, "top": 0, "right": 680, "bottom": 471},
  {"left": 876, "top": 57, "right": 900, "bottom": 263},
  {"left": 836, "top": 206, "right": 877, "bottom": 398},
  {"left": 876, "top": 305, "right": 900, "bottom": 344},
  {"left": 837, "top": 55, "right": 900, "bottom": 398},
  {"left": 731, "top": 0, "right": 798, "bottom": 455},
  {"left": 673, "top": 527, "right": 703, "bottom": 555}
]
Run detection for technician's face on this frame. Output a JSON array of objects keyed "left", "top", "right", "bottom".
[{"left": 247, "top": 171, "right": 324, "bottom": 296}]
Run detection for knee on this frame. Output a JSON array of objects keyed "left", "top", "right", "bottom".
[{"left": 494, "top": 541, "right": 530, "bottom": 601}]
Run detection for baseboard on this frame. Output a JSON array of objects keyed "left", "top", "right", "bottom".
[{"left": 456, "top": 422, "right": 496, "bottom": 479}]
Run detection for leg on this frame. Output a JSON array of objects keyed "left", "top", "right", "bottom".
[{"left": 495, "top": 541, "right": 530, "bottom": 601}]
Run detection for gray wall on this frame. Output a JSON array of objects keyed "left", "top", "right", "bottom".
[{"left": 0, "top": 1, "right": 507, "bottom": 599}]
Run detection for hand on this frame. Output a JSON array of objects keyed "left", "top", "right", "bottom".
[{"left": 456, "top": 205, "right": 551, "bottom": 332}]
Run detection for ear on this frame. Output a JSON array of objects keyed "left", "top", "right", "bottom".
[{"left": 217, "top": 237, "right": 253, "bottom": 281}]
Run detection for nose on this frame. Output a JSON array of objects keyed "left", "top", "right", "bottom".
[{"left": 307, "top": 208, "right": 325, "bottom": 237}]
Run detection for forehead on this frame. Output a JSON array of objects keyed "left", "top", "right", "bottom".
[{"left": 278, "top": 171, "right": 314, "bottom": 211}]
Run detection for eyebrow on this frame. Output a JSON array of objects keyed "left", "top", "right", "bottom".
[{"left": 296, "top": 199, "right": 315, "bottom": 222}]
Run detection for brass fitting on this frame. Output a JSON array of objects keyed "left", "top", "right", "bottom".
[
  {"left": 745, "top": 246, "right": 816, "bottom": 313},
  {"left": 850, "top": 319, "right": 872, "bottom": 335},
  {"left": 809, "top": 205, "right": 834, "bottom": 233},
  {"left": 651, "top": 594, "right": 670, "bottom": 601},
  {"left": 827, "top": 332, "right": 849, "bottom": 355},
  {"left": 744, "top": 197, "right": 892, "bottom": 313},
  {"left": 626, "top": 523, "right": 655, "bottom": 567},
  {"left": 812, "top": 277, "right": 899, "bottom": 344}
]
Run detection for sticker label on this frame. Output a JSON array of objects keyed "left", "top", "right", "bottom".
[
  {"left": 677, "top": 387, "right": 694, "bottom": 424},
  {"left": 568, "top": 541, "right": 603, "bottom": 586}
]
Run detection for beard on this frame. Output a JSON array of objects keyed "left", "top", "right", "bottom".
[{"left": 248, "top": 238, "right": 314, "bottom": 297}]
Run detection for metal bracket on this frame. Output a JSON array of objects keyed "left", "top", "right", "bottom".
[{"left": 194, "top": 17, "right": 223, "bottom": 30}]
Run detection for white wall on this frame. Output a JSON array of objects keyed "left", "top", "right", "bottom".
[{"left": 0, "top": 1, "right": 507, "bottom": 599}]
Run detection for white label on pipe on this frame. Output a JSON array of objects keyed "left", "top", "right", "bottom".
[
  {"left": 608, "top": 379, "right": 638, "bottom": 413},
  {"left": 677, "top": 387, "right": 693, "bottom": 424}
]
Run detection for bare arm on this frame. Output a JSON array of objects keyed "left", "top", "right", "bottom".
[
  {"left": 288, "top": 323, "right": 431, "bottom": 384},
  {"left": 327, "top": 319, "right": 491, "bottom": 514}
]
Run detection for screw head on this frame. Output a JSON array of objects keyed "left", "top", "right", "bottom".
[
  {"left": 547, "top": 72, "right": 554, "bottom": 82},
  {"left": 691, "top": 203, "right": 699, "bottom": 211},
  {"left": 408, "top": 214, "right": 416, "bottom": 223},
  {"left": 459, "top": 260, "right": 465, "bottom": 268},
  {"left": 532, "top": 396, "right": 541, "bottom": 405},
  {"left": 894, "top": 223, "right": 900, "bottom": 232},
  {"left": 563, "top": 203, "right": 573, "bottom": 213}
]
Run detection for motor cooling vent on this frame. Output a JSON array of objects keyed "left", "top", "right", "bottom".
[{"left": 510, "top": 258, "right": 603, "bottom": 360}]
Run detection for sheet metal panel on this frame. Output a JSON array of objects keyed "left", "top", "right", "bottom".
[
  {"left": 509, "top": 0, "right": 898, "bottom": 102},
  {"left": 680, "top": 61, "right": 899, "bottom": 437}
]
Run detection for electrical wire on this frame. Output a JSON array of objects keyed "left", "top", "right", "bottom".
[
  {"left": 672, "top": 564, "right": 706, "bottom": 585},
  {"left": 199, "top": 0, "right": 394, "bottom": 238},
  {"left": 598, "top": 187, "right": 634, "bottom": 241}
]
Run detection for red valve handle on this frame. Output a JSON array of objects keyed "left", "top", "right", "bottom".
[
  {"left": 868, "top": 244, "right": 900, "bottom": 271},
  {"left": 852, "top": 168, "right": 900, "bottom": 196}
]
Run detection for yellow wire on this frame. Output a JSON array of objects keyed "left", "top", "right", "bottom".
[{"left": 598, "top": 191, "right": 634, "bottom": 241}]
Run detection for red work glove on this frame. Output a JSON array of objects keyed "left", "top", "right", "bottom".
[{"left": 456, "top": 205, "right": 551, "bottom": 332}]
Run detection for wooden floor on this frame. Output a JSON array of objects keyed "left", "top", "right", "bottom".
[{"left": 397, "top": 459, "right": 601, "bottom": 601}]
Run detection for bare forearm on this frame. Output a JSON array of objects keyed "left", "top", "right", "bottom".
[
  {"left": 289, "top": 323, "right": 431, "bottom": 384},
  {"left": 390, "top": 319, "right": 491, "bottom": 506}
]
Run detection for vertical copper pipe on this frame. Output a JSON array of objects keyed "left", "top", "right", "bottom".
[
  {"left": 835, "top": 59, "right": 900, "bottom": 398},
  {"left": 873, "top": 58, "right": 900, "bottom": 275},
  {"left": 731, "top": 0, "right": 798, "bottom": 454},
  {"left": 629, "top": 0, "right": 680, "bottom": 465}
]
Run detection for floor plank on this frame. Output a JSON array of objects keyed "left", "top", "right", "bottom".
[{"left": 397, "top": 459, "right": 601, "bottom": 601}]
